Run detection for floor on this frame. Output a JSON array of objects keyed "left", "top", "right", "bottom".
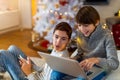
[{"left": 0, "top": 29, "right": 40, "bottom": 57}]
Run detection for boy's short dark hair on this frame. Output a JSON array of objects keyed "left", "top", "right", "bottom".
[
  {"left": 53, "top": 22, "right": 72, "bottom": 39},
  {"left": 75, "top": 6, "right": 100, "bottom": 25}
]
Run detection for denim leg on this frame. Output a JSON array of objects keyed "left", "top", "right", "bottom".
[
  {"left": 71, "top": 77, "right": 85, "bottom": 80},
  {"left": 62, "top": 75, "right": 85, "bottom": 80},
  {"left": 0, "top": 50, "right": 27, "bottom": 80},
  {"left": 0, "top": 50, "right": 6, "bottom": 73},
  {"left": 50, "top": 70, "right": 68, "bottom": 80},
  {"left": 50, "top": 70, "right": 85, "bottom": 80},
  {"left": 8, "top": 45, "right": 40, "bottom": 71},
  {"left": 8, "top": 45, "right": 27, "bottom": 60}
]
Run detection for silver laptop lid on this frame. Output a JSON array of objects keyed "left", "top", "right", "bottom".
[{"left": 38, "top": 51, "right": 87, "bottom": 78}]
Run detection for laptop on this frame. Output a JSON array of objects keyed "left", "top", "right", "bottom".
[{"left": 38, "top": 51, "right": 106, "bottom": 80}]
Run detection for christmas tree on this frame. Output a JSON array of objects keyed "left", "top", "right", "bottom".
[{"left": 32, "top": 0, "right": 84, "bottom": 50}]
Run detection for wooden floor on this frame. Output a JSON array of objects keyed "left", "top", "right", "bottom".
[{"left": 0, "top": 29, "right": 40, "bottom": 57}]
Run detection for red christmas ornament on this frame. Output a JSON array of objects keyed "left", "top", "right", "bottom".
[
  {"left": 40, "top": 40, "right": 49, "bottom": 48},
  {"left": 58, "top": 15, "right": 62, "bottom": 19},
  {"left": 59, "top": 0, "right": 68, "bottom": 6}
]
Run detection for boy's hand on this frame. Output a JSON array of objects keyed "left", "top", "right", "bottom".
[
  {"left": 19, "top": 57, "right": 32, "bottom": 76},
  {"left": 79, "top": 57, "right": 100, "bottom": 71}
]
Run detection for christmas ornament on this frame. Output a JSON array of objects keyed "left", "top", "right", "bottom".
[{"left": 59, "top": 0, "right": 68, "bottom": 6}]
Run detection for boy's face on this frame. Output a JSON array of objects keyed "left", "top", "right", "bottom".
[
  {"left": 78, "top": 24, "right": 96, "bottom": 37},
  {"left": 53, "top": 30, "right": 69, "bottom": 52}
]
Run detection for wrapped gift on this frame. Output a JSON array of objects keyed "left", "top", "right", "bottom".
[{"left": 112, "top": 24, "right": 120, "bottom": 47}]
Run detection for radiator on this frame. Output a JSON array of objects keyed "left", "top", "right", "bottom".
[{"left": 0, "top": 10, "right": 20, "bottom": 31}]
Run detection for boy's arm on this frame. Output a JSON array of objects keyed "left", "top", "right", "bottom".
[{"left": 70, "top": 49, "right": 84, "bottom": 62}]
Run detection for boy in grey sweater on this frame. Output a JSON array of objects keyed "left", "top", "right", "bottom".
[{"left": 74, "top": 6, "right": 119, "bottom": 72}]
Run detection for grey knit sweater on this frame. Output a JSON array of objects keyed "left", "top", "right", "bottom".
[{"left": 74, "top": 24, "right": 119, "bottom": 72}]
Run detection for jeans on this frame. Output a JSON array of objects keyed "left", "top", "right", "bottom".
[
  {"left": 50, "top": 70, "right": 68, "bottom": 80},
  {"left": 0, "top": 45, "right": 28, "bottom": 80},
  {"left": 50, "top": 70, "right": 85, "bottom": 80}
]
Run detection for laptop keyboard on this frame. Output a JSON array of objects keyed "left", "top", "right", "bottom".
[
  {"left": 30, "top": 57, "right": 45, "bottom": 67},
  {"left": 86, "top": 71, "right": 93, "bottom": 76}
]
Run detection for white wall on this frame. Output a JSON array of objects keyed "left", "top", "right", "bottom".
[
  {"left": 8, "top": 0, "right": 18, "bottom": 9},
  {"left": 0, "top": 0, "right": 20, "bottom": 34},
  {"left": 92, "top": 0, "right": 120, "bottom": 23},
  {"left": 0, "top": 0, "right": 18, "bottom": 10},
  {"left": 0, "top": 0, "right": 32, "bottom": 29},
  {"left": 18, "top": 0, "right": 32, "bottom": 29}
]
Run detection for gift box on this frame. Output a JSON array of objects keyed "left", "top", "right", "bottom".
[{"left": 112, "top": 24, "right": 120, "bottom": 47}]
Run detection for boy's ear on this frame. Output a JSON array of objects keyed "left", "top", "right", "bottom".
[{"left": 95, "top": 20, "right": 100, "bottom": 26}]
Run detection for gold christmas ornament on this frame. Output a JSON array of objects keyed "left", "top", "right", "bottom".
[
  {"left": 55, "top": 3, "right": 60, "bottom": 8},
  {"left": 31, "top": 31, "right": 40, "bottom": 42},
  {"left": 62, "top": 15, "right": 67, "bottom": 19},
  {"left": 49, "top": 19, "right": 55, "bottom": 25},
  {"left": 41, "top": 4, "right": 47, "bottom": 10},
  {"left": 72, "top": 5, "right": 79, "bottom": 12}
]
